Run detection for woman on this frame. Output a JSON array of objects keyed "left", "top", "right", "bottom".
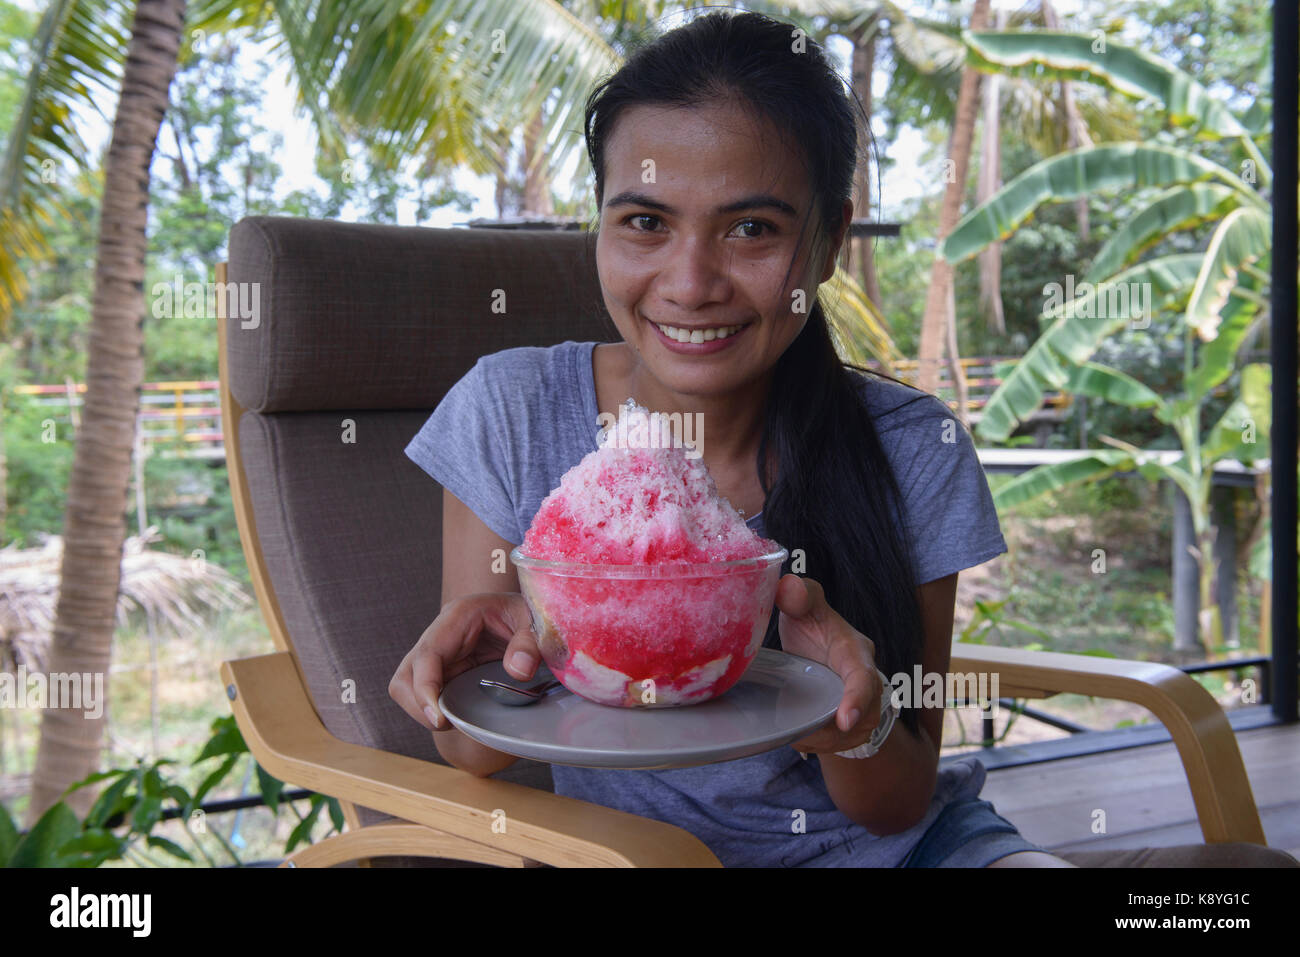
[{"left": 391, "top": 10, "right": 1073, "bottom": 867}]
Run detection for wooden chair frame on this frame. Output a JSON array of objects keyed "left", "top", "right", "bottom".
[{"left": 214, "top": 261, "right": 1266, "bottom": 868}]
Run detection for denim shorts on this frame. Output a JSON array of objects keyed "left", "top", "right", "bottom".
[{"left": 900, "top": 797, "right": 1046, "bottom": 867}]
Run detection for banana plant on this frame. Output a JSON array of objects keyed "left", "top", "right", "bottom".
[{"left": 938, "top": 32, "right": 1274, "bottom": 658}]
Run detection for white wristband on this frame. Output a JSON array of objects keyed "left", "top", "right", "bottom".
[{"left": 835, "top": 670, "right": 899, "bottom": 759}]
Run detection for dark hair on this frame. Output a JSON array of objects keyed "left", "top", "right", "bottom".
[{"left": 583, "top": 10, "right": 930, "bottom": 736}]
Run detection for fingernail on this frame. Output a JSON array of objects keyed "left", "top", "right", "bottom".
[
  {"left": 510, "top": 651, "right": 534, "bottom": 677},
  {"left": 424, "top": 705, "right": 441, "bottom": 728},
  {"left": 845, "top": 708, "right": 861, "bottom": 729}
]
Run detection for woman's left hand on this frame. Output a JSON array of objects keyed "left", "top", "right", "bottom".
[{"left": 775, "top": 573, "right": 887, "bottom": 756}]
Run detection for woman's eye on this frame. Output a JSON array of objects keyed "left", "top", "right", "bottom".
[
  {"left": 626, "top": 214, "right": 661, "bottom": 232},
  {"left": 732, "top": 219, "right": 771, "bottom": 239}
]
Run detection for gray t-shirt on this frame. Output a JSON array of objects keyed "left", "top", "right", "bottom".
[{"left": 406, "top": 340, "right": 1009, "bottom": 867}]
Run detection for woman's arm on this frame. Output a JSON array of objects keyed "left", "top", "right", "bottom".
[
  {"left": 420, "top": 489, "right": 530, "bottom": 777},
  {"left": 804, "top": 574, "right": 957, "bottom": 834}
]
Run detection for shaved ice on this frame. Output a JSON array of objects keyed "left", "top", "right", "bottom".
[{"left": 513, "top": 399, "right": 786, "bottom": 708}]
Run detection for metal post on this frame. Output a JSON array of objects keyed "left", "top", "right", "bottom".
[
  {"left": 1212, "top": 485, "right": 1239, "bottom": 648},
  {"left": 1171, "top": 484, "right": 1200, "bottom": 651},
  {"left": 1271, "top": 1, "right": 1298, "bottom": 723}
]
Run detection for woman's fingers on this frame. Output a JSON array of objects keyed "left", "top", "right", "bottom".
[
  {"left": 826, "top": 632, "right": 880, "bottom": 733},
  {"left": 502, "top": 616, "right": 542, "bottom": 680},
  {"left": 389, "top": 593, "right": 540, "bottom": 732}
]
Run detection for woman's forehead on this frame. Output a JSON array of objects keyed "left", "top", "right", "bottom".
[{"left": 602, "top": 101, "right": 810, "bottom": 207}]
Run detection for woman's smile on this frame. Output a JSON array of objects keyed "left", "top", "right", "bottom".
[{"left": 646, "top": 315, "right": 753, "bottom": 353}]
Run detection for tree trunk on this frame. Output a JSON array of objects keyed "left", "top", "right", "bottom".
[
  {"left": 521, "top": 107, "right": 554, "bottom": 217},
  {"left": 977, "top": 6, "right": 1006, "bottom": 336},
  {"left": 946, "top": 282, "right": 970, "bottom": 430},
  {"left": 850, "top": 26, "right": 882, "bottom": 308},
  {"left": 916, "top": 0, "right": 991, "bottom": 394},
  {"left": 26, "top": 0, "right": 187, "bottom": 824},
  {"left": 1041, "top": 0, "right": 1091, "bottom": 239}
]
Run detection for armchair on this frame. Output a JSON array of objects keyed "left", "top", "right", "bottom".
[{"left": 216, "top": 215, "right": 1287, "bottom": 867}]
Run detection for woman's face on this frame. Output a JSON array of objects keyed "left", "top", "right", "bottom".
[{"left": 595, "top": 99, "right": 846, "bottom": 400}]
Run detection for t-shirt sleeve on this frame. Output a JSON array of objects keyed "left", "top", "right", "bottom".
[
  {"left": 879, "top": 394, "right": 1008, "bottom": 585},
  {"left": 404, "top": 359, "right": 522, "bottom": 545}
]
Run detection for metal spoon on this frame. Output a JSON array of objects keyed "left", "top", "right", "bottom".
[{"left": 479, "top": 677, "right": 565, "bottom": 706}]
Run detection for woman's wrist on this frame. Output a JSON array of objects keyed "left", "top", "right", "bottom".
[{"left": 835, "top": 669, "right": 898, "bottom": 758}]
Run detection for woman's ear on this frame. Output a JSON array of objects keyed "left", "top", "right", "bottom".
[{"left": 819, "top": 199, "right": 854, "bottom": 283}]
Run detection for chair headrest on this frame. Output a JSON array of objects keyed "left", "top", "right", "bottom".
[{"left": 225, "top": 216, "right": 613, "bottom": 412}]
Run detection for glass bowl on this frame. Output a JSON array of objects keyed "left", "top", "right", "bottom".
[{"left": 510, "top": 545, "right": 788, "bottom": 708}]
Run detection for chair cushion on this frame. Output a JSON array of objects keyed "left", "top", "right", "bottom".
[{"left": 226, "top": 217, "right": 610, "bottom": 413}]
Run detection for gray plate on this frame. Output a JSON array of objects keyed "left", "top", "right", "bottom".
[{"left": 438, "top": 648, "right": 842, "bottom": 770}]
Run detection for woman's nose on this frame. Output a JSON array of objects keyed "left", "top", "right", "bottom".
[{"left": 658, "top": 236, "right": 730, "bottom": 309}]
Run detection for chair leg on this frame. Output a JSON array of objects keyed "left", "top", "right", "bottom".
[
  {"left": 336, "top": 799, "right": 371, "bottom": 867},
  {"left": 278, "top": 821, "right": 538, "bottom": 868}
]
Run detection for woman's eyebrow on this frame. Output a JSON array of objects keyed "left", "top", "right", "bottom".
[{"left": 605, "top": 190, "right": 797, "bottom": 217}]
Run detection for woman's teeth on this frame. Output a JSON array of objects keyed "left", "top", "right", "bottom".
[{"left": 655, "top": 322, "right": 745, "bottom": 343}]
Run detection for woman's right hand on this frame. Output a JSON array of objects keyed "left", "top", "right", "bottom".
[{"left": 389, "top": 592, "right": 542, "bottom": 732}]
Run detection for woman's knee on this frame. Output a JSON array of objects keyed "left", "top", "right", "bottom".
[{"left": 986, "top": 850, "right": 1078, "bottom": 868}]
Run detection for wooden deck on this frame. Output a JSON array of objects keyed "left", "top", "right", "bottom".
[{"left": 978, "top": 722, "right": 1300, "bottom": 858}]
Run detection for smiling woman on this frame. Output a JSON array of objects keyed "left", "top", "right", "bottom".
[{"left": 395, "top": 9, "right": 1070, "bottom": 868}]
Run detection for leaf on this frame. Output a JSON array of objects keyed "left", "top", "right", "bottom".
[
  {"left": 0, "top": 800, "right": 19, "bottom": 867},
  {"left": 963, "top": 31, "right": 1248, "bottom": 138},
  {"left": 1063, "top": 361, "right": 1164, "bottom": 409},
  {"left": 59, "top": 828, "right": 127, "bottom": 868},
  {"left": 131, "top": 795, "right": 163, "bottom": 835},
  {"left": 8, "top": 802, "right": 81, "bottom": 867},
  {"left": 975, "top": 255, "right": 1201, "bottom": 442},
  {"left": 164, "top": 785, "right": 192, "bottom": 814},
  {"left": 326, "top": 797, "right": 346, "bottom": 834},
  {"left": 145, "top": 835, "right": 194, "bottom": 863},
  {"left": 993, "top": 450, "right": 1135, "bottom": 510},
  {"left": 1184, "top": 207, "right": 1271, "bottom": 341},
  {"left": 256, "top": 763, "right": 284, "bottom": 816},
  {"left": 1085, "top": 184, "right": 1238, "bottom": 284},
  {"left": 1077, "top": 648, "right": 1119, "bottom": 658},
  {"left": 1181, "top": 263, "right": 1269, "bottom": 407},
  {"left": 941, "top": 146, "right": 1251, "bottom": 264},
  {"left": 286, "top": 797, "right": 325, "bottom": 853},
  {"left": 62, "top": 766, "right": 131, "bottom": 797},
  {"left": 191, "top": 753, "right": 240, "bottom": 809},
  {"left": 194, "top": 716, "right": 246, "bottom": 763},
  {"left": 85, "top": 773, "right": 135, "bottom": 830}
]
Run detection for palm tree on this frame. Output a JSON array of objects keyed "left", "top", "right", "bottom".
[
  {"left": 24, "top": 0, "right": 187, "bottom": 823},
  {"left": 915, "top": 0, "right": 990, "bottom": 404},
  {"left": 5, "top": 0, "right": 904, "bottom": 823},
  {"left": 746, "top": 0, "right": 967, "bottom": 310}
]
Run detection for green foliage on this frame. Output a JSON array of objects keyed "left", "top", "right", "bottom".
[
  {"left": 2, "top": 390, "right": 74, "bottom": 546},
  {"left": 0, "top": 716, "right": 342, "bottom": 867}
]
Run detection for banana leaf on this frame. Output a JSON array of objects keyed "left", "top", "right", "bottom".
[
  {"left": 975, "top": 254, "right": 1203, "bottom": 443},
  {"left": 1085, "top": 183, "right": 1238, "bottom": 284},
  {"left": 1063, "top": 361, "right": 1164, "bottom": 409},
  {"left": 941, "top": 144, "right": 1254, "bottom": 264},
  {"left": 993, "top": 448, "right": 1135, "bottom": 510},
  {"left": 1184, "top": 206, "right": 1272, "bottom": 341},
  {"left": 962, "top": 31, "right": 1247, "bottom": 139}
]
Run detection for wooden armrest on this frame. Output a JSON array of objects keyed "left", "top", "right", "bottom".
[
  {"left": 220, "top": 652, "right": 722, "bottom": 867},
  {"left": 948, "top": 642, "right": 1265, "bottom": 844}
]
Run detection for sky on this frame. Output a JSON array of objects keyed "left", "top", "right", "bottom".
[
  {"left": 251, "top": 30, "right": 932, "bottom": 229},
  {"left": 10, "top": 0, "right": 1102, "bottom": 231}
]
